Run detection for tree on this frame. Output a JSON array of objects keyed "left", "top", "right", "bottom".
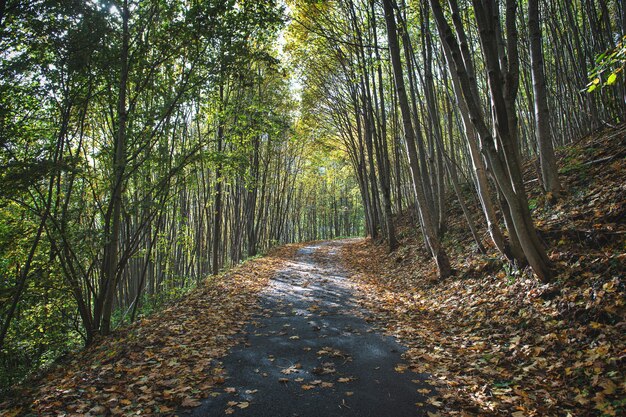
[
  {"left": 528, "top": 0, "right": 561, "bottom": 201},
  {"left": 382, "top": 0, "right": 452, "bottom": 278}
]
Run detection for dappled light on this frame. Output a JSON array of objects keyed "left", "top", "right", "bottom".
[{"left": 0, "top": 0, "right": 624, "bottom": 416}]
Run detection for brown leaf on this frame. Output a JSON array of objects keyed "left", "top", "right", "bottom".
[{"left": 181, "top": 397, "right": 202, "bottom": 407}]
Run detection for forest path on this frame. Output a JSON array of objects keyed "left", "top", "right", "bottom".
[{"left": 183, "top": 240, "right": 434, "bottom": 417}]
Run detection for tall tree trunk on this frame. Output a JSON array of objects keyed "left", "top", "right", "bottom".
[
  {"left": 440, "top": 36, "right": 513, "bottom": 259},
  {"left": 371, "top": 0, "right": 398, "bottom": 251},
  {"left": 431, "top": 0, "right": 552, "bottom": 281},
  {"left": 382, "top": 0, "right": 452, "bottom": 278},
  {"left": 528, "top": 0, "right": 561, "bottom": 201},
  {"left": 212, "top": 82, "right": 224, "bottom": 276},
  {"left": 99, "top": 0, "right": 130, "bottom": 335},
  {"left": 246, "top": 134, "right": 260, "bottom": 257}
]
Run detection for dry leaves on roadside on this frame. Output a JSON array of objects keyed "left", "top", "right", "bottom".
[
  {"left": 1, "top": 244, "right": 302, "bottom": 416},
  {"left": 340, "top": 127, "right": 625, "bottom": 416}
]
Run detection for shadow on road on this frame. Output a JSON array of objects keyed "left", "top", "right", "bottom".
[{"left": 182, "top": 241, "right": 435, "bottom": 417}]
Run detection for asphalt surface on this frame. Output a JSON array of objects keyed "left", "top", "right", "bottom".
[{"left": 182, "top": 241, "right": 435, "bottom": 417}]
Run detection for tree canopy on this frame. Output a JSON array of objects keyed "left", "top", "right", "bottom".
[{"left": 1, "top": 0, "right": 623, "bottom": 401}]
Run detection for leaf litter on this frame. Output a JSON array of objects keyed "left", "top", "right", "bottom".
[
  {"left": 1, "top": 244, "right": 302, "bottom": 416},
  {"left": 341, "top": 125, "right": 625, "bottom": 416}
]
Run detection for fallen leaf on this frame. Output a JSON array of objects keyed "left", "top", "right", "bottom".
[
  {"left": 181, "top": 397, "right": 202, "bottom": 407},
  {"left": 89, "top": 405, "right": 107, "bottom": 414},
  {"left": 394, "top": 364, "right": 408, "bottom": 373},
  {"left": 426, "top": 398, "right": 442, "bottom": 407}
]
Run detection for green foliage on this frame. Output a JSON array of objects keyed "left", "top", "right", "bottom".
[
  {"left": 0, "top": 207, "right": 82, "bottom": 389},
  {"left": 586, "top": 36, "right": 626, "bottom": 93},
  {"left": 0, "top": 0, "right": 293, "bottom": 391}
]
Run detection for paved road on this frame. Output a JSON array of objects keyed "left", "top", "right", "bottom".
[{"left": 182, "top": 241, "right": 434, "bottom": 417}]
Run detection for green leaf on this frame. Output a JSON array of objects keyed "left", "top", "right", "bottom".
[
  {"left": 606, "top": 73, "right": 618, "bottom": 85},
  {"left": 587, "top": 84, "right": 597, "bottom": 93}
]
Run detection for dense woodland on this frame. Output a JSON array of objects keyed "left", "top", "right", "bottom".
[{"left": 0, "top": 0, "right": 624, "bottom": 404}]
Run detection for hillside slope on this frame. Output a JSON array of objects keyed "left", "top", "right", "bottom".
[
  {"left": 0, "top": 245, "right": 301, "bottom": 416},
  {"left": 1, "top": 125, "right": 623, "bottom": 417},
  {"left": 341, "top": 124, "right": 625, "bottom": 416}
]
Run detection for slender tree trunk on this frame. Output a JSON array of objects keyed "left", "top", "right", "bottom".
[
  {"left": 212, "top": 82, "right": 224, "bottom": 275},
  {"left": 382, "top": 0, "right": 452, "bottom": 278},
  {"left": 99, "top": 0, "right": 130, "bottom": 335},
  {"left": 439, "top": 18, "right": 514, "bottom": 260},
  {"left": 431, "top": 0, "right": 552, "bottom": 281},
  {"left": 371, "top": 0, "right": 398, "bottom": 251},
  {"left": 528, "top": 0, "right": 561, "bottom": 201},
  {"left": 246, "top": 134, "right": 260, "bottom": 257}
]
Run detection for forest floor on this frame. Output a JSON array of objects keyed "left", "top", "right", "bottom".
[
  {"left": 3, "top": 243, "right": 438, "bottom": 417},
  {"left": 182, "top": 241, "right": 435, "bottom": 417},
  {"left": 1, "top": 125, "right": 624, "bottom": 417},
  {"left": 1, "top": 244, "right": 302, "bottom": 416},
  {"left": 341, "top": 124, "right": 625, "bottom": 416}
]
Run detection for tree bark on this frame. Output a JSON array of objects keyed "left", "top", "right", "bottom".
[
  {"left": 382, "top": 0, "right": 452, "bottom": 278},
  {"left": 430, "top": 0, "right": 552, "bottom": 282},
  {"left": 212, "top": 80, "right": 225, "bottom": 276},
  {"left": 528, "top": 0, "right": 561, "bottom": 201},
  {"left": 99, "top": 0, "right": 130, "bottom": 335}
]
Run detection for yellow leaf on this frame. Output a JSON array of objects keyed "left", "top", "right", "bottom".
[
  {"left": 606, "top": 73, "right": 618, "bottom": 85},
  {"left": 427, "top": 398, "right": 442, "bottom": 407},
  {"left": 395, "top": 364, "right": 408, "bottom": 373},
  {"left": 600, "top": 379, "right": 617, "bottom": 395}
]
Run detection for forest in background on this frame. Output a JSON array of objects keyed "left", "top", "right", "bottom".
[
  {"left": 0, "top": 0, "right": 364, "bottom": 388},
  {"left": 0, "top": 0, "right": 624, "bottom": 398}
]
